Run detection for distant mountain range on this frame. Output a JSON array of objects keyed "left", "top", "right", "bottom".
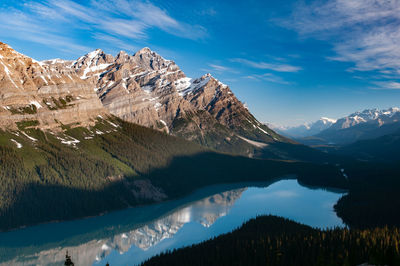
[
  {"left": 0, "top": 41, "right": 342, "bottom": 231},
  {"left": 308, "top": 108, "right": 400, "bottom": 145},
  {"left": 273, "top": 117, "right": 336, "bottom": 138},
  {"left": 275, "top": 108, "right": 400, "bottom": 146}
]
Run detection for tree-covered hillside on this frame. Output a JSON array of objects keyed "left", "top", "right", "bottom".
[
  {"left": 143, "top": 215, "right": 400, "bottom": 266},
  {"left": 0, "top": 117, "right": 346, "bottom": 231}
]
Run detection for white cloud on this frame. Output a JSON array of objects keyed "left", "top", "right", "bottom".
[
  {"left": 207, "top": 63, "right": 239, "bottom": 74},
  {"left": 0, "top": 9, "right": 91, "bottom": 54},
  {"left": 244, "top": 73, "right": 291, "bottom": 85},
  {"left": 372, "top": 81, "right": 400, "bottom": 90},
  {"left": 208, "top": 64, "right": 230, "bottom": 71},
  {"left": 231, "top": 58, "right": 301, "bottom": 72},
  {"left": 0, "top": 0, "right": 207, "bottom": 55},
  {"left": 282, "top": 0, "right": 400, "bottom": 77}
]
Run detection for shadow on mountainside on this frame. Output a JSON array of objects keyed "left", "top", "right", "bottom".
[{"left": 0, "top": 151, "right": 347, "bottom": 233}]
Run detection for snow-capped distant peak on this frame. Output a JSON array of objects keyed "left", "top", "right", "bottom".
[
  {"left": 87, "top": 49, "right": 102, "bottom": 59},
  {"left": 275, "top": 116, "right": 337, "bottom": 138},
  {"left": 320, "top": 117, "right": 337, "bottom": 124},
  {"left": 41, "top": 58, "right": 69, "bottom": 65},
  {"left": 136, "top": 47, "right": 152, "bottom": 54}
]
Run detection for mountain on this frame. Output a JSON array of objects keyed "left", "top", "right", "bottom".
[
  {"left": 0, "top": 42, "right": 345, "bottom": 231},
  {"left": 1, "top": 188, "right": 244, "bottom": 265},
  {"left": 332, "top": 129, "right": 400, "bottom": 162},
  {"left": 57, "top": 47, "right": 291, "bottom": 157},
  {"left": 0, "top": 42, "right": 107, "bottom": 130},
  {"left": 1, "top": 41, "right": 332, "bottom": 161},
  {"left": 305, "top": 108, "right": 400, "bottom": 145},
  {"left": 274, "top": 117, "right": 336, "bottom": 138}
]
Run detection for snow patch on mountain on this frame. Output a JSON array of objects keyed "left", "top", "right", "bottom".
[
  {"left": 30, "top": 100, "right": 42, "bottom": 109},
  {"left": 238, "top": 136, "right": 268, "bottom": 148},
  {"left": 10, "top": 139, "right": 22, "bottom": 148}
]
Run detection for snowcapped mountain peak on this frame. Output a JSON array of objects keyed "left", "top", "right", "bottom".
[
  {"left": 133, "top": 47, "right": 173, "bottom": 71},
  {"left": 135, "top": 47, "right": 153, "bottom": 55},
  {"left": 276, "top": 117, "right": 337, "bottom": 138},
  {"left": 41, "top": 58, "right": 71, "bottom": 65},
  {"left": 88, "top": 48, "right": 103, "bottom": 58},
  {"left": 311, "top": 107, "right": 400, "bottom": 145},
  {"left": 383, "top": 107, "right": 400, "bottom": 116},
  {"left": 341, "top": 107, "right": 400, "bottom": 128},
  {"left": 321, "top": 107, "right": 400, "bottom": 136},
  {"left": 116, "top": 50, "right": 128, "bottom": 57},
  {"left": 320, "top": 117, "right": 337, "bottom": 124}
]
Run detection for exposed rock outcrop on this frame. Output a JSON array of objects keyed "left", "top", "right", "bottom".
[
  {"left": 68, "top": 47, "right": 283, "bottom": 150},
  {"left": 0, "top": 41, "right": 289, "bottom": 157},
  {"left": 0, "top": 42, "right": 107, "bottom": 130}
]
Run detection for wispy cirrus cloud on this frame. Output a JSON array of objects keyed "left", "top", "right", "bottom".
[
  {"left": 231, "top": 58, "right": 302, "bottom": 72},
  {"left": 244, "top": 73, "right": 291, "bottom": 85},
  {"left": 207, "top": 63, "right": 239, "bottom": 74},
  {"left": 93, "top": 33, "right": 138, "bottom": 52},
  {"left": 372, "top": 81, "right": 400, "bottom": 90},
  {"left": 0, "top": 10, "right": 91, "bottom": 54},
  {"left": 0, "top": 0, "right": 207, "bottom": 55},
  {"left": 208, "top": 64, "right": 231, "bottom": 72},
  {"left": 281, "top": 0, "right": 400, "bottom": 76}
]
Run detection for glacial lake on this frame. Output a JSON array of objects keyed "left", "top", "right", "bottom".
[{"left": 0, "top": 179, "right": 346, "bottom": 266}]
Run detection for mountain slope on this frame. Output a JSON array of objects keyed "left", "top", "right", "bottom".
[
  {"left": 0, "top": 42, "right": 303, "bottom": 160},
  {"left": 62, "top": 47, "right": 293, "bottom": 158},
  {"left": 333, "top": 129, "right": 400, "bottom": 162},
  {"left": 0, "top": 117, "right": 345, "bottom": 231},
  {"left": 0, "top": 42, "right": 106, "bottom": 130},
  {"left": 0, "top": 42, "right": 346, "bottom": 231},
  {"left": 304, "top": 108, "right": 400, "bottom": 145},
  {"left": 274, "top": 117, "right": 336, "bottom": 138},
  {"left": 143, "top": 215, "right": 400, "bottom": 266}
]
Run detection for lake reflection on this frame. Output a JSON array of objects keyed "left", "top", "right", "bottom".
[{"left": 0, "top": 179, "right": 345, "bottom": 266}]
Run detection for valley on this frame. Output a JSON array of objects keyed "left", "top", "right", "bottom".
[{"left": 0, "top": 40, "right": 399, "bottom": 266}]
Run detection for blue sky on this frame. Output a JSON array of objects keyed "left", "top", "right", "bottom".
[{"left": 1, "top": 0, "right": 400, "bottom": 126}]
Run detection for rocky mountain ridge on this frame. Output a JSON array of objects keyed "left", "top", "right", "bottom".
[
  {"left": 327, "top": 108, "right": 399, "bottom": 131},
  {"left": 36, "top": 45, "right": 286, "bottom": 156},
  {"left": 301, "top": 108, "right": 400, "bottom": 145},
  {"left": 0, "top": 42, "right": 107, "bottom": 130},
  {"left": 1, "top": 42, "right": 316, "bottom": 160},
  {"left": 274, "top": 117, "right": 337, "bottom": 138}
]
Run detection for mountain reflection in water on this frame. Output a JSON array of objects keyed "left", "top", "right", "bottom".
[{"left": 0, "top": 179, "right": 345, "bottom": 266}]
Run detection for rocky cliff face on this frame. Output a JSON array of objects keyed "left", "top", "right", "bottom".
[
  {"left": 0, "top": 42, "right": 290, "bottom": 157},
  {"left": 0, "top": 42, "right": 107, "bottom": 130},
  {"left": 65, "top": 47, "right": 284, "bottom": 153}
]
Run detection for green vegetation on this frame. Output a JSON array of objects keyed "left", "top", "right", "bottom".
[
  {"left": 0, "top": 118, "right": 206, "bottom": 231},
  {"left": 335, "top": 129, "right": 400, "bottom": 162},
  {"left": 9, "top": 104, "right": 37, "bottom": 114},
  {"left": 0, "top": 117, "right": 346, "bottom": 231},
  {"left": 42, "top": 95, "right": 74, "bottom": 110},
  {"left": 334, "top": 161, "right": 400, "bottom": 228},
  {"left": 16, "top": 119, "right": 39, "bottom": 130},
  {"left": 143, "top": 215, "right": 400, "bottom": 266}
]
